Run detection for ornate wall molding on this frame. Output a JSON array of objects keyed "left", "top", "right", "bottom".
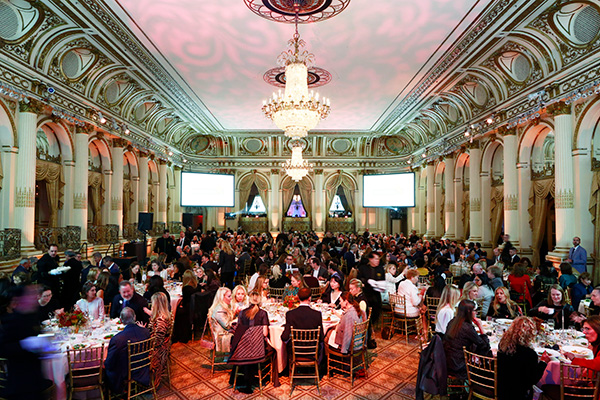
[
  {"left": 111, "top": 196, "right": 122, "bottom": 210},
  {"left": 445, "top": 201, "right": 455, "bottom": 213},
  {"left": 555, "top": 189, "right": 574, "bottom": 209},
  {"left": 73, "top": 193, "right": 87, "bottom": 209},
  {"left": 15, "top": 187, "right": 34, "bottom": 208},
  {"left": 470, "top": 198, "right": 481, "bottom": 212},
  {"left": 505, "top": 194, "right": 518, "bottom": 211}
]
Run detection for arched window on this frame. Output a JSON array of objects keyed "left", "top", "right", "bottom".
[
  {"left": 328, "top": 186, "right": 352, "bottom": 217},
  {"left": 286, "top": 185, "right": 307, "bottom": 217},
  {"left": 243, "top": 183, "right": 267, "bottom": 216}
]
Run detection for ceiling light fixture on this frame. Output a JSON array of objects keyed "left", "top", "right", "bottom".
[
  {"left": 262, "top": 9, "right": 331, "bottom": 141},
  {"left": 282, "top": 140, "right": 313, "bottom": 182},
  {"left": 97, "top": 112, "right": 106, "bottom": 124}
]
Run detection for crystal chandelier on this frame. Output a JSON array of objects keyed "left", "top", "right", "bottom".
[
  {"left": 282, "top": 141, "right": 313, "bottom": 182},
  {"left": 262, "top": 16, "right": 331, "bottom": 140}
]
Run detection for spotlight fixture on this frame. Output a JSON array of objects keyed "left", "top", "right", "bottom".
[
  {"left": 168, "top": 151, "right": 173, "bottom": 156},
  {"left": 486, "top": 115, "right": 494, "bottom": 124},
  {"left": 97, "top": 112, "right": 106, "bottom": 124},
  {"left": 422, "top": 152, "right": 426, "bottom": 158},
  {"left": 122, "top": 125, "right": 130, "bottom": 135},
  {"left": 183, "top": 158, "right": 187, "bottom": 163},
  {"left": 464, "top": 130, "right": 470, "bottom": 137}
]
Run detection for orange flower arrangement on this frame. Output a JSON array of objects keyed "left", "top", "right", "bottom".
[
  {"left": 56, "top": 308, "right": 88, "bottom": 329},
  {"left": 283, "top": 295, "right": 299, "bottom": 309}
]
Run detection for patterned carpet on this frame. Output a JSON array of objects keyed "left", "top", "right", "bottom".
[{"left": 158, "top": 331, "right": 420, "bottom": 400}]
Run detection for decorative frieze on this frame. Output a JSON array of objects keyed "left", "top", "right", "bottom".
[
  {"left": 548, "top": 101, "right": 571, "bottom": 116},
  {"left": 111, "top": 197, "right": 122, "bottom": 210},
  {"left": 73, "top": 193, "right": 87, "bottom": 209},
  {"left": 505, "top": 195, "right": 518, "bottom": 211},
  {"left": 138, "top": 199, "right": 147, "bottom": 210},
  {"left": 15, "top": 187, "right": 34, "bottom": 208},
  {"left": 18, "top": 99, "right": 44, "bottom": 114},
  {"left": 427, "top": 203, "right": 435, "bottom": 213},
  {"left": 555, "top": 189, "right": 574, "bottom": 209},
  {"left": 470, "top": 198, "right": 481, "bottom": 212},
  {"left": 445, "top": 201, "right": 455, "bottom": 213}
]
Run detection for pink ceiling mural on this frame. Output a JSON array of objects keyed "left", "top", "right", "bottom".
[{"left": 114, "top": 0, "right": 491, "bottom": 131}]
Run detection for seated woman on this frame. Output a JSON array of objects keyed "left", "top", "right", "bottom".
[
  {"left": 497, "top": 316, "right": 550, "bottom": 400},
  {"left": 564, "top": 315, "right": 600, "bottom": 371},
  {"left": 231, "top": 285, "right": 248, "bottom": 317},
  {"left": 172, "top": 270, "right": 198, "bottom": 343},
  {"left": 474, "top": 273, "right": 494, "bottom": 316},
  {"left": 129, "top": 263, "right": 143, "bottom": 284},
  {"left": 209, "top": 287, "right": 234, "bottom": 353},
  {"left": 425, "top": 274, "right": 446, "bottom": 300},
  {"left": 382, "top": 263, "right": 404, "bottom": 304},
  {"left": 572, "top": 272, "right": 593, "bottom": 311},
  {"left": 487, "top": 286, "right": 522, "bottom": 319},
  {"left": 396, "top": 269, "right": 425, "bottom": 317},
  {"left": 147, "top": 260, "right": 169, "bottom": 281},
  {"left": 558, "top": 262, "right": 578, "bottom": 290},
  {"left": 281, "top": 272, "right": 307, "bottom": 301},
  {"left": 528, "top": 284, "right": 574, "bottom": 329},
  {"left": 148, "top": 292, "right": 173, "bottom": 388},
  {"left": 75, "top": 281, "right": 104, "bottom": 320},
  {"left": 327, "top": 292, "right": 366, "bottom": 353},
  {"left": 254, "top": 276, "right": 271, "bottom": 304},
  {"left": 532, "top": 261, "right": 558, "bottom": 306},
  {"left": 143, "top": 275, "right": 171, "bottom": 309},
  {"left": 321, "top": 275, "right": 343, "bottom": 309},
  {"left": 269, "top": 264, "right": 290, "bottom": 289},
  {"left": 443, "top": 299, "right": 491, "bottom": 380},
  {"left": 508, "top": 263, "right": 533, "bottom": 309},
  {"left": 228, "top": 291, "right": 271, "bottom": 394},
  {"left": 435, "top": 285, "right": 460, "bottom": 335},
  {"left": 458, "top": 281, "right": 479, "bottom": 306}
]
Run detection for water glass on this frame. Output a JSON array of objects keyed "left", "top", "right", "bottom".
[{"left": 547, "top": 320, "right": 555, "bottom": 330}]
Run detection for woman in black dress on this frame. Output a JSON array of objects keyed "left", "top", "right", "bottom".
[
  {"left": 528, "top": 284, "right": 574, "bottom": 329},
  {"left": 486, "top": 286, "right": 522, "bottom": 319},
  {"left": 497, "top": 316, "right": 550, "bottom": 399},
  {"left": 172, "top": 270, "right": 198, "bottom": 343}
]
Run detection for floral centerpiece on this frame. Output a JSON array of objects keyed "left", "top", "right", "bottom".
[
  {"left": 56, "top": 308, "right": 88, "bottom": 333},
  {"left": 283, "top": 295, "right": 299, "bottom": 309}
]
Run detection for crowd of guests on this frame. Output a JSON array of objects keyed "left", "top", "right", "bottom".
[{"left": 0, "top": 227, "right": 598, "bottom": 398}]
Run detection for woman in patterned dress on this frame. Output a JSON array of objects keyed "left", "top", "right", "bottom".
[{"left": 149, "top": 292, "right": 173, "bottom": 387}]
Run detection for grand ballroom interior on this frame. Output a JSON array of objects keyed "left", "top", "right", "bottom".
[{"left": 2, "top": 0, "right": 600, "bottom": 398}]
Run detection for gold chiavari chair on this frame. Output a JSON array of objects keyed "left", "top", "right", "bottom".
[
  {"left": 310, "top": 286, "right": 323, "bottom": 301},
  {"left": 464, "top": 347, "right": 497, "bottom": 400},
  {"left": 289, "top": 328, "right": 321, "bottom": 396},
  {"left": 104, "top": 303, "right": 111, "bottom": 318},
  {"left": 124, "top": 338, "right": 157, "bottom": 400},
  {"left": 326, "top": 319, "right": 369, "bottom": 387},
  {"left": 67, "top": 345, "right": 105, "bottom": 400},
  {"left": 388, "top": 293, "right": 420, "bottom": 344},
  {"left": 541, "top": 363, "right": 600, "bottom": 400},
  {"left": 268, "top": 286, "right": 285, "bottom": 302},
  {"left": 425, "top": 296, "right": 440, "bottom": 339},
  {"left": 206, "top": 318, "right": 230, "bottom": 375}
]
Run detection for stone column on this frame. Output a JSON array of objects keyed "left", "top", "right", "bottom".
[
  {"left": 173, "top": 166, "right": 182, "bottom": 226},
  {"left": 14, "top": 100, "right": 42, "bottom": 250},
  {"left": 444, "top": 155, "right": 456, "bottom": 239},
  {"left": 517, "top": 161, "right": 532, "bottom": 251},
  {"left": 424, "top": 162, "right": 436, "bottom": 239},
  {"left": 468, "top": 142, "right": 482, "bottom": 243},
  {"left": 313, "top": 169, "right": 325, "bottom": 233},
  {"left": 501, "top": 127, "right": 520, "bottom": 247},
  {"left": 61, "top": 160, "right": 75, "bottom": 227},
  {"left": 417, "top": 167, "right": 427, "bottom": 235},
  {"left": 356, "top": 171, "right": 366, "bottom": 232},
  {"left": 549, "top": 102, "right": 576, "bottom": 261},
  {"left": 72, "top": 125, "right": 91, "bottom": 241},
  {"left": 269, "top": 169, "right": 280, "bottom": 233},
  {"left": 157, "top": 160, "right": 168, "bottom": 224},
  {"left": 434, "top": 168, "right": 444, "bottom": 238},
  {"left": 138, "top": 152, "right": 148, "bottom": 213},
  {"left": 110, "top": 139, "right": 124, "bottom": 237},
  {"left": 1, "top": 147, "right": 18, "bottom": 229}
]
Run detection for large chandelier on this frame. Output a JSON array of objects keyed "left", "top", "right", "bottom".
[
  {"left": 282, "top": 141, "right": 313, "bottom": 182},
  {"left": 262, "top": 19, "right": 331, "bottom": 140}
]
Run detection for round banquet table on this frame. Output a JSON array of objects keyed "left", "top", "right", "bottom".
[
  {"left": 41, "top": 318, "right": 126, "bottom": 400},
  {"left": 261, "top": 302, "right": 341, "bottom": 373},
  {"left": 134, "top": 282, "right": 182, "bottom": 315}
]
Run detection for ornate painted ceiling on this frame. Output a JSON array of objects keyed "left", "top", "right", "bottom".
[{"left": 1, "top": 0, "right": 600, "bottom": 169}]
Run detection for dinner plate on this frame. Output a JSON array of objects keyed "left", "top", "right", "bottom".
[
  {"left": 562, "top": 345, "right": 593, "bottom": 359},
  {"left": 534, "top": 347, "right": 561, "bottom": 358},
  {"left": 495, "top": 318, "right": 513, "bottom": 325}
]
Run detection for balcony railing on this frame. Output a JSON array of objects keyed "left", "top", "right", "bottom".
[
  {"left": 240, "top": 216, "right": 268, "bottom": 234},
  {"left": 168, "top": 221, "right": 182, "bottom": 234},
  {"left": 34, "top": 226, "right": 81, "bottom": 252},
  {"left": 0, "top": 229, "right": 21, "bottom": 261},
  {"left": 123, "top": 223, "right": 144, "bottom": 241},
  {"left": 149, "top": 222, "right": 166, "bottom": 237},
  {"left": 87, "top": 224, "right": 119, "bottom": 244}
]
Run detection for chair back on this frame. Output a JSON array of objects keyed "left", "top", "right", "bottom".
[
  {"left": 310, "top": 286, "right": 322, "bottom": 301},
  {"left": 268, "top": 286, "right": 285, "bottom": 302},
  {"left": 389, "top": 293, "right": 407, "bottom": 315},
  {"left": 67, "top": 345, "right": 104, "bottom": 392},
  {"left": 559, "top": 363, "right": 599, "bottom": 400},
  {"left": 104, "top": 303, "right": 111, "bottom": 317},
  {"left": 445, "top": 276, "right": 453, "bottom": 286},
  {"left": 414, "top": 315, "right": 428, "bottom": 349},
  {"left": 463, "top": 347, "right": 497, "bottom": 399},
  {"left": 425, "top": 296, "right": 441, "bottom": 324},
  {"left": 418, "top": 276, "right": 429, "bottom": 285},
  {"left": 127, "top": 337, "right": 154, "bottom": 381},
  {"left": 350, "top": 319, "right": 369, "bottom": 354},
  {"left": 290, "top": 328, "right": 320, "bottom": 363}
]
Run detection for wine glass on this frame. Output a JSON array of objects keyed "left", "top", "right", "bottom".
[{"left": 547, "top": 320, "right": 555, "bottom": 331}]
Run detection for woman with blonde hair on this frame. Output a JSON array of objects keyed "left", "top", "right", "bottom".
[
  {"left": 86, "top": 267, "right": 100, "bottom": 285},
  {"left": 487, "top": 286, "right": 522, "bottom": 319},
  {"left": 208, "top": 287, "right": 234, "bottom": 352},
  {"left": 497, "top": 316, "right": 549, "bottom": 399},
  {"left": 172, "top": 270, "right": 198, "bottom": 343},
  {"left": 435, "top": 285, "right": 461, "bottom": 334},
  {"left": 149, "top": 292, "right": 173, "bottom": 387},
  {"left": 218, "top": 240, "right": 236, "bottom": 289},
  {"left": 458, "top": 281, "right": 479, "bottom": 304},
  {"left": 231, "top": 285, "right": 249, "bottom": 317}
]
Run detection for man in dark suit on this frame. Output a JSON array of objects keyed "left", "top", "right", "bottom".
[
  {"left": 281, "top": 287, "right": 324, "bottom": 343},
  {"left": 200, "top": 253, "right": 218, "bottom": 273},
  {"left": 35, "top": 244, "right": 59, "bottom": 291},
  {"left": 110, "top": 281, "right": 149, "bottom": 324},
  {"left": 308, "top": 257, "right": 328, "bottom": 281},
  {"left": 506, "top": 247, "right": 520, "bottom": 268},
  {"left": 279, "top": 254, "right": 298, "bottom": 275},
  {"left": 104, "top": 307, "right": 151, "bottom": 394},
  {"left": 62, "top": 250, "right": 83, "bottom": 309},
  {"left": 176, "top": 231, "right": 190, "bottom": 250},
  {"left": 103, "top": 255, "right": 120, "bottom": 275},
  {"left": 154, "top": 230, "right": 176, "bottom": 262}
]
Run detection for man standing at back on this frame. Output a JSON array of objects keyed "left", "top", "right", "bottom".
[
  {"left": 35, "top": 244, "right": 59, "bottom": 290},
  {"left": 567, "top": 236, "right": 587, "bottom": 273},
  {"left": 104, "top": 307, "right": 151, "bottom": 394}
]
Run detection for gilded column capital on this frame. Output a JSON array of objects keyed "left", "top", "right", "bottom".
[
  {"left": 75, "top": 123, "right": 95, "bottom": 134},
  {"left": 426, "top": 161, "right": 435, "bottom": 167},
  {"left": 270, "top": 168, "right": 280, "bottom": 175},
  {"left": 112, "top": 138, "right": 127, "bottom": 148},
  {"left": 548, "top": 101, "right": 571, "bottom": 116},
  {"left": 173, "top": 165, "right": 182, "bottom": 171},
  {"left": 466, "top": 141, "right": 480, "bottom": 150},
  {"left": 158, "top": 159, "right": 167, "bottom": 165},
  {"left": 19, "top": 99, "right": 44, "bottom": 114},
  {"left": 138, "top": 150, "right": 149, "bottom": 158},
  {"left": 314, "top": 169, "right": 324, "bottom": 175},
  {"left": 498, "top": 126, "right": 517, "bottom": 136},
  {"left": 149, "top": 153, "right": 155, "bottom": 161}
]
